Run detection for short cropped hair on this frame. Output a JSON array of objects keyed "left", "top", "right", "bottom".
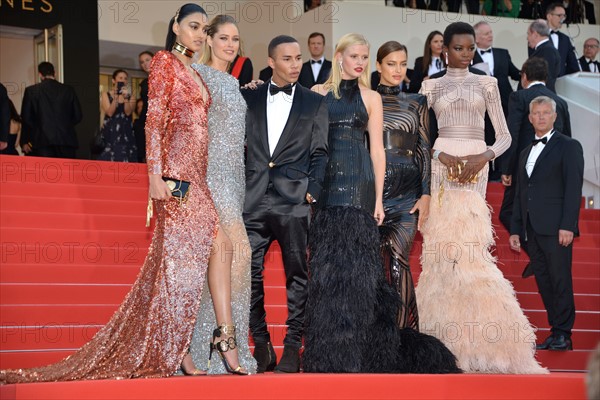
[
  {"left": 268, "top": 35, "right": 298, "bottom": 58},
  {"left": 529, "top": 95, "right": 556, "bottom": 113},
  {"left": 38, "top": 62, "right": 55, "bottom": 77}
]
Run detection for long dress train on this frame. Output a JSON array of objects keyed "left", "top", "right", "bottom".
[
  {"left": 377, "top": 85, "right": 431, "bottom": 330},
  {"left": 188, "top": 64, "right": 257, "bottom": 374},
  {"left": 0, "top": 51, "right": 218, "bottom": 383},
  {"left": 417, "top": 67, "right": 548, "bottom": 374},
  {"left": 303, "top": 79, "right": 460, "bottom": 374}
]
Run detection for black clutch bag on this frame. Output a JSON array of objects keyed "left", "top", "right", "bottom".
[{"left": 162, "top": 177, "right": 191, "bottom": 203}]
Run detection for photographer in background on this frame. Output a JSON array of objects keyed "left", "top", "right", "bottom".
[{"left": 98, "top": 69, "right": 137, "bottom": 162}]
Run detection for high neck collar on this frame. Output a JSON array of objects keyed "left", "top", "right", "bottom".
[
  {"left": 377, "top": 84, "right": 401, "bottom": 95},
  {"left": 340, "top": 78, "right": 359, "bottom": 89},
  {"left": 446, "top": 67, "right": 469, "bottom": 78}
]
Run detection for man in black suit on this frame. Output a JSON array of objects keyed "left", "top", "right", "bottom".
[
  {"left": 242, "top": 35, "right": 329, "bottom": 373},
  {"left": 0, "top": 83, "right": 9, "bottom": 151},
  {"left": 525, "top": 19, "right": 562, "bottom": 92},
  {"left": 473, "top": 21, "right": 521, "bottom": 115},
  {"left": 579, "top": 38, "right": 600, "bottom": 73},
  {"left": 499, "top": 58, "right": 571, "bottom": 277},
  {"left": 509, "top": 95, "right": 583, "bottom": 351},
  {"left": 298, "top": 32, "right": 332, "bottom": 89},
  {"left": 543, "top": 3, "right": 580, "bottom": 76},
  {"left": 20, "top": 62, "right": 82, "bottom": 158}
]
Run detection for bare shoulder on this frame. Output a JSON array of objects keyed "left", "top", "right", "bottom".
[{"left": 360, "top": 87, "right": 382, "bottom": 105}]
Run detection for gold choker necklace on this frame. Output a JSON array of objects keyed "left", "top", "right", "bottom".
[{"left": 173, "top": 42, "right": 194, "bottom": 58}]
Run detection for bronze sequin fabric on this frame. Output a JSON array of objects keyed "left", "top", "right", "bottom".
[
  {"left": 0, "top": 50, "right": 218, "bottom": 383},
  {"left": 188, "top": 64, "right": 257, "bottom": 374}
]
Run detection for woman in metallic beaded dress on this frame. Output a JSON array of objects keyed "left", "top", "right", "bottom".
[
  {"left": 0, "top": 4, "right": 248, "bottom": 384},
  {"left": 416, "top": 22, "right": 547, "bottom": 374},
  {"left": 375, "top": 41, "right": 431, "bottom": 331},
  {"left": 189, "top": 14, "right": 257, "bottom": 375},
  {"left": 303, "top": 33, "right": 460, "bottom": 374}
]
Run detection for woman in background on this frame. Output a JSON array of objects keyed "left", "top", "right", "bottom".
[
  {"left": 133, "top": 50, "right": 153, "bottom": 163},
  {"left": 98, "top": 69, "right": 137, "bottom": 162},
  {"left": 409, "top": 30, "right": 444, "bottom": 93},
  {"left": 190, "top": 14, "right": 257, "bottom": 375},
  {"left": 416, "top": 22, "right": 547, "bottom": 374},
  {"left": 375, "top": 41, "right": 431, "bottom": 331}
]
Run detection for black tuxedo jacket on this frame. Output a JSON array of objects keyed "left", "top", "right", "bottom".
[
  {"left": 579, "top": 56, "right": 600, "bottom": 72},
  {"left": 241, "top": 82, "right": 329, "bottom": 212},
  {"left": 510, "top": 131, "right": 583, "bottom": 238},
  {"left": 547, "top": 31, "right": 580, "bottom": 76},
  {"left": 528, "top": 41, "right": 562, "bottom": 92},
  {"left": 501, "top": 83, "right": 571, "bottom": 176},
  {"left": 473, "top": 48, "right": 521, "bottom": 113},
  {"left": 20, "top": 79, "right": 82, "bottom": 148},
  {"left": 298, "top": 59, "right": 332, "bottom": 89},
  {"left": 259, "top": 66, "right": 273, "bottom": 82}
]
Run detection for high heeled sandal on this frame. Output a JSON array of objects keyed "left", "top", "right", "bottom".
[
  {"left": 181, "top": 350, "right": 207, "bottom": 376},
  {"left": 208, "top": 324, "right": 248, "bottom": 375}
]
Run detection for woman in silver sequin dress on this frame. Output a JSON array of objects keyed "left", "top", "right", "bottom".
[{"left": 189, "top": 15, "right": 257, "bottom": 374}]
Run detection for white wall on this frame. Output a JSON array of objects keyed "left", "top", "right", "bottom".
[
  {"left": 98, "top": 1, "right": 600, "bottom": 77},
  {"left": 0, "top": 36, "right": 36, "bottom": 113}
]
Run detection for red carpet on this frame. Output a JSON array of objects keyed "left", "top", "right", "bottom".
[{"left": 1, "top": 155, "right": 597, "bottom": 399}]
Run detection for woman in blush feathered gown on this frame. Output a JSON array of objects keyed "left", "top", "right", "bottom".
[{"left": 416, "top": 22, "right": 548, "bottom": 374}]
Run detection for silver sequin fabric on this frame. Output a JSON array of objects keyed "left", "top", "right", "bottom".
[{"left": 188, "top": 64, "right": 257, "bottom": 374}]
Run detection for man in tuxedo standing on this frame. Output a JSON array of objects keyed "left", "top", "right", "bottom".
[
  {"left": 0, "top": 83, "right": 9, "bottom": 151},
  {"left": 473, "top": 21, "right": 521, "bottom": 115},
  {"left": 579, "top": 38, "right": 600, "bottom": 73},
  {"left": 242, "top": 35, "right": 329, "bottom": 373},
  {"left": 499, "top": 58, "right": 571, "bottom": 278},
  {"left": 20, "top": 62, "right": 82, "bottom": 158},
  {"left": 526, "top": 20, "right": 562, "bottom": 92},
  {"left": 298, "top": 32, "right": 332, "bottom": 89},
  {"left": 543, "top": 2, "right": 580, "bottom": 76},
  {"left": 509, "top": 96, "right": 583, "bottom": 351}
]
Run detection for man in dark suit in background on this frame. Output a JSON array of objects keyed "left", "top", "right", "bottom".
[
  {"left": 242, "top": 35, "right": 329, "bottom": 373},
  {"left": 20, "top": 62, "right": 82, "bottom": 158},
  {"left": 298, "top": 32, "right": 332, "bottom": 89},
  {"left": 525, "top": 19, "right": 561, "bottom": 92},
  {"left": 579, "top": 38, "right": 600, "bottom": 73},
  {"left": 473, "top": 21, "right": 521, "bottom": 115},
  {"left": 509, "top": 95, "right": 583, "bottom": 351},
  {"left": 499, "top": 57, "right": 571, "bottom": 272},
  {"left": 543, "top": 3, "right": 580, "bottom": 76},
  {"left": 0, "top": 83, "right": 9, "bottom": 151}
]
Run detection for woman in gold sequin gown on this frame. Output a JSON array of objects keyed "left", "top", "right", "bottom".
[
  {"left": 189, "top": 15, "right": 257, "bottom": 375},
  {"left": 0, "top": 4, "right": 247, "bottom": 384},
  {"left": 416, "top": 22, "right": 547, "bottom": 374}
]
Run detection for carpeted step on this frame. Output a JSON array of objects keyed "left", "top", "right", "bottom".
[
  {"left": 525, "top": 309, "right": 600, "bottom": 330},
  {"left": 535, "top": 350, "right": 594, "bottom": 372}
]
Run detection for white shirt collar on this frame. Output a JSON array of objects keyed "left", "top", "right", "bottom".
[
  {"left": 527, "top": 81, "right": 546, "bottom": 87},
  {"left": 535, "top": 38, "right": 550, "bottom": 49}
]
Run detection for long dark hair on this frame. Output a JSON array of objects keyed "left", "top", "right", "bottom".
[
  {"left": 8, "top": 99, "right": 21, "bottom": 123},
  {"left": 422, "top": 30, "right": 443, "bottom": 75},
  {"left": 376, "top": 41, "right": 408, "bottom": 63},
  {"left": 165, "top": 3, "right": 207, "bottom": 50}
]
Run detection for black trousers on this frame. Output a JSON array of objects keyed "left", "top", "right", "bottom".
[
  {"left": 527, "top": 220, "right": 576, "bottom": 337},
  {"left": 30, "top": 145, "right": 76, "bottom": 159},
  {"left": 244, "top": 185, "right": 310, "bottom": 349}
]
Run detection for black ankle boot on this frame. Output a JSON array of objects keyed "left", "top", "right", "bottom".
[
  {"left": 274, "top": 345, "right": 301, "bottom": 373},
  {"left": 253, "top": 341, "right": 276, "bottom": 373}
]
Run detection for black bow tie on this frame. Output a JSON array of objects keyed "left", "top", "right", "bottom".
[
  {"left": 532, "top": 137, "right": 548, "bottom": 145},
  {"left": 480, "top": 48, "right": 492, "bottom": 54},
  {"left": 269, "top": 83, "right": 294, "bottom": 96},
  {"left": 311, "top": 59, "right": 322, "bottom": 64},
  {"left": 550, "top": 30, "right": 559, "bottom": 35}
]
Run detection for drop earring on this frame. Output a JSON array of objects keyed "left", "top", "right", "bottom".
[{"left": 445, "top": 53, "right": 448, "bottom": 65}]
